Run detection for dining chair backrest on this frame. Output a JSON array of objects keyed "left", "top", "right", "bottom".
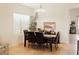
[
  {"left": 35, "top": 32, "right": 44, "bottom": 44},
  {"left": 27, "top": 31, "right": 36, "bottom": 43},
  {"left": 54, "top": 32, "right": 60, "bottom": 44},
  {"left": 23, "top": 30, "right": 28, "bottom": 40}
]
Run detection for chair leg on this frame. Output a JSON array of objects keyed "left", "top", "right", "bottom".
[
  {"left": 55, "top": 44, "right": 58, "bottom": 49},
  {"left": 28, "top": 43, "right": 30, "bottom": 48},
  {"left": 49, "top": 43, "right": 52, "bottom": 52},
  {"left": 24, "top": 39, "right": 26, "bottom": 47}
]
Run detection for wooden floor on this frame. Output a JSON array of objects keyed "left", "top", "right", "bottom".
[
  {"left": 0, "top": 34, "right": 77, "bottom": 55},
  {"left": 8, "top": 43, "right": 76, "bottom": 55},
  {"left": 8, "top": 34, "right": 77, "bottom": 55}
]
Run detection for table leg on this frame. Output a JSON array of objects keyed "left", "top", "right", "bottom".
[{"left": 49, "top": 42, "right": 52, "bottom": 52}]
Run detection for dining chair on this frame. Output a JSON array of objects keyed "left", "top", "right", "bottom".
[
  {"left": 24, "top": 30, "right": 28, "bottom": 40},
  {"left": 35, "top": 32, "right": 47, "bottom": 47},
  {"left": 27, "top": 31, "right": 36, "bottom": 48},
  {"left": 53, "top": 32, "right": 60, "bottom": 49},
  {"left": 23, "top": 30, "right": 28, "bottom": 47}
]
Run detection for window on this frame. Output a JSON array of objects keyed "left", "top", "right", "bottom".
[{"left": 13, "top": 13, "right": 30, "bottom": 34}]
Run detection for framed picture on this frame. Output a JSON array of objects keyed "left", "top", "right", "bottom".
[{"left": 44, "top": 22, "right": 56, "bottom": 31}]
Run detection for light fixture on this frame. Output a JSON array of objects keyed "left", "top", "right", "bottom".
[{"left": 35, "top": 4, "right": 46, "bottom": 13}]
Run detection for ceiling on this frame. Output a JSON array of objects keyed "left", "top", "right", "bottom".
[{"left": 20, "top": 3, "right": 79, "bottom": 10}]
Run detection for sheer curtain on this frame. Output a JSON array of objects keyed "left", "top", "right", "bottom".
[{"left": 13, "top": 13, "right": 30, "bottom": 43}]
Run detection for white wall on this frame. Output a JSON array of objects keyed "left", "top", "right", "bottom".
[
  {"left": 36, "top": 5, "right": 70, "bottom": 43},
  {"left": 0, "top": 4, "right": 34, "bottom": 46}
]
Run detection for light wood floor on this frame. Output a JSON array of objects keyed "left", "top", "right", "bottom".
[
  {"left": 0, "top": 34, "right": 77, "bottom": 55},
  {"left": 8, "top": 43, "right": 76, "bottom": 55}
]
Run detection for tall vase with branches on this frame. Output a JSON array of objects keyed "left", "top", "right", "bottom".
[{"left": 29, "top": 12, "right": 38, "bottom": 31}]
